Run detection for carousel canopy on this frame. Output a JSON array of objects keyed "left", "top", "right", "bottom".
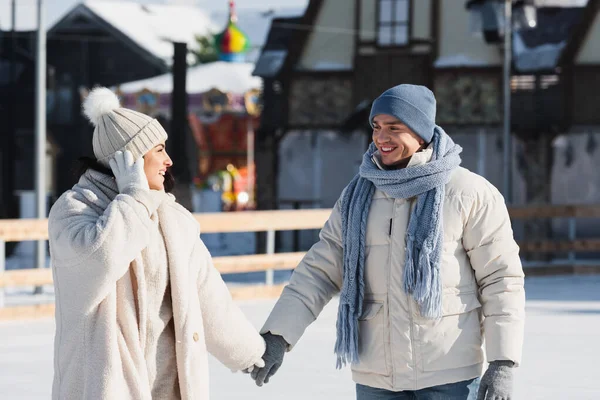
[
  {"left": 117, "top": 61, "right": 261, "bottom": 95},
  {"left": 214, "top": 0, "right": 251, "bottom": 62}
]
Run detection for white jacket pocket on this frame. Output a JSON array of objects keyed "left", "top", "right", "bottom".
[
  {"left": 352, "top": 301, "right": 391, "bottom": 376},
  {"left": 416, "top": 292, "right": 484, "bottom": 372}
]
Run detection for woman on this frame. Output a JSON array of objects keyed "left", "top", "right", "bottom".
[{"left": 49, "top": 87, "right": 265, "bottom": 400}]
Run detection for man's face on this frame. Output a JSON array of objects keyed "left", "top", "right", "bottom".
[{"left": 372, "top": 114, "right": 425, "bottom": 167}]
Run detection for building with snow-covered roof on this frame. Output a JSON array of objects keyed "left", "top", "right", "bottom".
[
  {"left": 251, "top": 0, "right": 600, "bottom": 248},
  {"left": 42, "top": 1, "right": 216, "bottom": 197},
  {"left": 49, "top": 1, "right": 216, "bottom": 69}
]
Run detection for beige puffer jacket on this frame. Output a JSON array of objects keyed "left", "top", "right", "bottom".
[
  {"left": 262, "top": 149, "right": 525, "bottom": 391},
  {"left": 49, "top": 170, "right": 265, "bottom": 400}
]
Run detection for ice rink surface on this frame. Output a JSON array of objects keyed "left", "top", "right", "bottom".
[{"left": 1, "top": 275, "right": 599, "bottom": 399}]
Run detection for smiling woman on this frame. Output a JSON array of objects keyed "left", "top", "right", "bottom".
[
  {"left": 49, "top": 87, "right": 267, "bottom": 400},
  {"left": 143, "top": 142, "right": 173, "bottom": 191}
]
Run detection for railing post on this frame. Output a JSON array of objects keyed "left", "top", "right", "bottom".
[
  {"left": 568, "top": 216, "right": 576, "bottom": 263},
  {"left": 266, "top": 229, "right": 275, "bottom": 286},
  {"left": 0, "top": 239, "right": 5, "bottom": 308}
]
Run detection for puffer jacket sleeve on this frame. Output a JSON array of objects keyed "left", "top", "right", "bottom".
[
  {"left": 194, "top": 239, "right": 266, "bottom": 371},
  {"left": 462, "top": 184, "right": 525, "bottom": 366},
  {"left": 260, "top": 200, "right": 344, "bottom": 349},
  {"left": 48, "top": 188, "right": 161, "bottom": 309}
]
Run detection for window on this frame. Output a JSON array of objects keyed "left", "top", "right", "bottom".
[{"left": 377, "top": 0, "right": 410, "bottom": 47}]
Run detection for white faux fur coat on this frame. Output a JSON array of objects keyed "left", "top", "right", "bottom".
[{"left": 48, "top": 170, "right": 265, "bottom": 400}]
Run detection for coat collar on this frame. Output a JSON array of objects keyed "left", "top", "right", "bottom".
[
  {"left": 78, "top": 169, "right": 175, "bottom": 211},
  {"left": 371, "top": 144, "right": 434, "bottom": 171}
]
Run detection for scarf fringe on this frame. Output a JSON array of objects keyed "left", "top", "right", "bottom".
[{"left": 334, "top": 303, "right": 360, "bottom": 369}]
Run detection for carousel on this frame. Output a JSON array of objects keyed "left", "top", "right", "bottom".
[{"left": 116, "top": 0, "right": 260, "bottom": 212}]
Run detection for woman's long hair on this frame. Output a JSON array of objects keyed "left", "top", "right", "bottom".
[{"left": 75, "top": 157, "right": 175, "bottom": 193}]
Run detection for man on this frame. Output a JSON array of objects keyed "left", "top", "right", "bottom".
[{"left": 251, "top": 84, "right": 525, "bottom": 400}]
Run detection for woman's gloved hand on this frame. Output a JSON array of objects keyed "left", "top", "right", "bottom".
[{"left": 109, "top": 150, "right": 149, "bottom": 193}]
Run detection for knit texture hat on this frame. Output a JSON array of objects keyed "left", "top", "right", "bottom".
[
  {"left": 369, "top": 84, "right": 437, "bottom": 143},
  {"left": 83, "top": 87, "right": 168, "bottom": 166}
]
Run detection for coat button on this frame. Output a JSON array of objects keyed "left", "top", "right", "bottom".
[{"left": 193, "top": 332, "right": 199, "bottom": 342}]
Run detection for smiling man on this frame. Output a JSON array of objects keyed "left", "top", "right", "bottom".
[
  {"left": 371, "top": 114, "right": 426, "bottom": 168},
  {"left": 251, "top": 84, "right": 525, "bottom": 400}
]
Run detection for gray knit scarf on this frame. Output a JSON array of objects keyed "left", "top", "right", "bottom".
[{"left": 334, "top": 126, "right": 462, "bottom": 368}]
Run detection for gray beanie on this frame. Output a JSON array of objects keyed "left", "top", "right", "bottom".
[
  {"left": 82, "top": 87, "right": 168, "bottom": 166},
  {"left": 369, "top": 84, "right": 436, "bottom": 143}
]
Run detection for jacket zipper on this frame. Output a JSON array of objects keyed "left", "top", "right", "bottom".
[
  {"left": 407, "top": 292, "right": 417, "bottom": 389},
  {"left": 406, "top": 199, "right": 418, "bottom": 389},
  {"left": 386, "top": 215, "right": 395, "bottom": 384}
]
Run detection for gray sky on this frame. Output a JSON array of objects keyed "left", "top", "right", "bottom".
[
  {"left": 0, "top": 0, "right": 309, "bottom": 30},
  {"left": 47, "top": 0, "right": 309, "bottom": 27}
]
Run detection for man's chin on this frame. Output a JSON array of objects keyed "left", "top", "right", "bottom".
[
  {"left": 383, "top": 156, "right": 411, "bottom": 169},
  {"left": 381, "top": 154, "right": 400, "bottom": 165}
]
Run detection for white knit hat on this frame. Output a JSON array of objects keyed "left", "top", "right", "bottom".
[{"left": 82, "top": 87, "right": 168, "bottom": 166}]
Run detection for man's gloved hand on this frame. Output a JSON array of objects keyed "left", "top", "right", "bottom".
[
  {"left": 477, "top": 360, "right": 515, "bottom": 400},
  {"left": 240, "top": 358, "right": 265, "bottom": 374},
  {"left": 251, "top": 333, "right": 288, "bottom": 387},
  {"left": 109, "top": 150, "right": 149, "bottom": 193}
]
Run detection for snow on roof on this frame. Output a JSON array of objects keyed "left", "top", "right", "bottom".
[
  {"left": 534, "top": 0, "right": 588, "bottom": 6},
  {"left": 117, "top": 61, "right": 262, "bottom": 94},
  {"left": 513, "top": 32, "right": 566, "bottom": 72},
  {"left": 253, "top": 50, "right": 288, "bottom": 77},
  {"left": 82, "top": 1, "right": 217, "bottom": 64},
  {"left": 434, "top": 54, "right": 493, "bottom": 68}
]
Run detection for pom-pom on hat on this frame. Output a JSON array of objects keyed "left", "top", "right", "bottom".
[{"left": 83, "top": 87, "right": 168, "bottom": 166}]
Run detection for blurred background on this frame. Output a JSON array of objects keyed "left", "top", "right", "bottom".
[
  {"left": 1, "top": 1, "right": 600, "bottom": 398},
  {"left": 2, "top": 0, "right": 600, "bottom": 259}
]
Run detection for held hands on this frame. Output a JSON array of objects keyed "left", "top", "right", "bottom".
[
  {"left": 250, "top": 333, "right": 288, "bottom": 386},
  {"left": 242, "top": 358, "right": 265, "bottom": 374},
  {"left": 109, "top": 150, "right": 149, "bottom": 193},
  {"left": 477, "top": 360, "right": 515, "bottom": 400}
]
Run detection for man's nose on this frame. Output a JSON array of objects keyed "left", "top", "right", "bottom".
[{"left": 375, "top": 131, "right": 390, "bottom": 143}]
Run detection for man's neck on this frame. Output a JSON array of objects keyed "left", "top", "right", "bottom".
[{"left": 386, "top": 158, "right": 411, "bottom": 170}]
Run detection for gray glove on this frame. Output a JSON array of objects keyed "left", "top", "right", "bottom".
[
  {"left": 109, "top": 150, "right": 149, "bottom": 193},
  {"left": 477, "top": 360, "right": 515, "bottom": 400},
  {"left": 251, "top": 333, "right": 288, "bottom": 386}
]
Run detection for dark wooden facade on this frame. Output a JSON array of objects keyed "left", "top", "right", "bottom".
[
  {"left": 0, "top": 31, "right": 37, "bottom": 223},
  {"left": 254, "top": 0, "right": 600, "bottom": 212},
  {"left": 255, "top": 0, "right": 442, "bottom": 212},
  {"left": 46, "top": 4, "right": 170, "bottom": 196}
]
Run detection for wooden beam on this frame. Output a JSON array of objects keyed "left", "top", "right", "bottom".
[
  {"left": 0, "top": 252, "right": 308, "bottom": 288},
  {"left": 229, "top": 284, "right": 287, "bottom": 301},
  {"left": 518, "top": 239, "right": 600, "bottom": 253},
  {"left": 3, "top": 206, "right": 600, "bottom": 242},
  {"left": 508, "top": 205, "right": 600, "bottom": 219},
  {"left": 524, "top": 264, "right": 600, "bottom": 277},
  {"left": 279, "top": 0, "right": 324, "bottom": 76},
  {"left": 0, "top": 285, "right": 287, "bottom": 321},
  {"left": 0, "top": 303, "right": 55, "bottom": 321},
  {"left": 0, "top": 268, "right": 53, "bottom": 288},
  {"left": 213, "top": 252, "right": 306, "bottom": 274},
  {"left": 0, "top": 209, "right": 332, "bottom": 241},
  {"left": 558, "top": 0, "right": 600, "bottom": 67},
  {"left": 0, "top": 218, "right": 49, "bottom": 242},
  {"left": 196, "top": 209, "right": 331, "bottom": 233}
]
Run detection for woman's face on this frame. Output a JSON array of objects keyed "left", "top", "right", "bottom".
[{"left": 143, "top": 141, "right": 173, "bottom": 191}]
